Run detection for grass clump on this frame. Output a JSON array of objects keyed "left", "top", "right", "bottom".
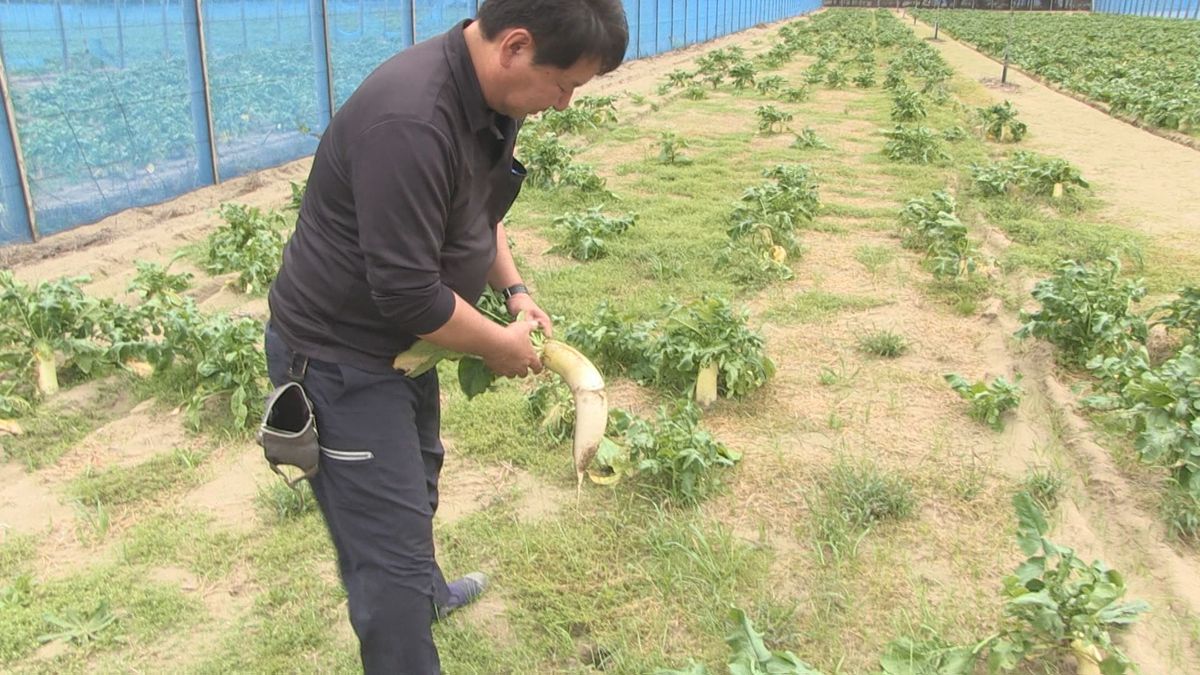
[
  {"left": 808, "top": 459, "right": 915, "bottom": 565},
  {"left": 857, "top": 329, "right": 908, "bottom": 358}
]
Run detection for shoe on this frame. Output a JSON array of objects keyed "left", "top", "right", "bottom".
[{"left": 435, "top": 571, "right": 488, "bottom": 620}]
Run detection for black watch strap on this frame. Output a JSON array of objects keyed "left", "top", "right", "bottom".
[{"left": 501, "top": 283, "right": 529, "bottom": 301}]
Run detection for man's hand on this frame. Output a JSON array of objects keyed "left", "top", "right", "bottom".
[
  {"left": 482, "top": 319, "right": 543, "bottom": 378},
  {"left": 506, "top": 293, "right": 554, "bottom": 338}
]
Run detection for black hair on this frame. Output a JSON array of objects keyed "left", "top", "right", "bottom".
[{"left": 477, "top": 0, "right": 629, "bottom": 75}]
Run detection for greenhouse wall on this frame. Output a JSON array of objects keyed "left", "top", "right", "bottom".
[
  {"left": 0, "top": 0, "right": 821, "bottom": 245},
  {"left": 1093, "top": 0, "right": 1199, "bottom": 17}
]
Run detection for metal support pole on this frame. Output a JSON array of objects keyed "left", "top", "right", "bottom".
[
  {"left": 0, "top": 35, "right": 38, "bottom": 241},
  {"left": 683, "top": 0, "right": 688, "bottom": 46},
  {"left": 653, "top": 0, "right": 658, "bottom": 54},
  {"left": 115, "top": 0, "right": 126, "bottom": 68},
  {"left": 410, "top": 0, "right": 417, "bottom": 44},
  {"left": 54, "top": 0, "right": 69, "bottom": 71},
  {"left": 161, "top": 0, "right": 170, "bottom": 55},
  {"left": 634, "top": 0, "right": 640, "bottom": 57},
  {"left": 183, "top": 0, "right": 218, "bottom": 184},
  {"left": 311, "top": 0, "right": 335, "bottom": 119}
]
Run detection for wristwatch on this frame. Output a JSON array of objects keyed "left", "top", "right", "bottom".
[{"left": 501, "top": 283, "right": 529, "bottom": 302}]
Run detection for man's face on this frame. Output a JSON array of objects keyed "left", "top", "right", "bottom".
[{"left": 497, "top": 38, "right": 603, "bottom": 118}]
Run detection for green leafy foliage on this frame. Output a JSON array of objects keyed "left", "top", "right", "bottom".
[
  {"left": 548, "top": 207, "right": 636, "bottom": 261},
  {"left": 978, "top": 101, "right": 1028, "bottom": 143},
  {"left": 879, "top": 636, "right": 975, "bottom": 675},
  {"left": 38, "top": 600, "right": 119, "bottom": 646},
  {"left": 203, "top": 203, "right": 288, "bottom": 294},
  {"left": 1016, "top": 257, "right": 1147, "bottom": 367},
  {"left": 653, "top": 296, "right": 776, "bottom": 400},
  {"left": 607, "top": 402, "right": 740, "bottom": 504},
  {"left": 729, "top": 61, "right": 758, "bottom": 90},
  {"left": 755, "top": 75, "right": 786, "bottom": 96},
  {"left": 717, "top": 239, "right": 794, "bottom": 291},
  {"left": 781, "top": 85, "right": 811, "bottom": 103},
  {"left": 882, "top": 126, "right": 948, "bottom": 164},
  {"left": 728, "top": 164, "right": 821, "bottom": 257},
  {"left": 971, "top": 152, "right": 1089, "bottom": 199},
  {"left": 909, "top": 11, "right": 1200, "bottom": 134},
  {"left": 0, "top": 271, "right": 136, "bottom": 401},
  {"left": 1123, "top": 345, "right": 1200, "bottom": 492},
  {"left": 288, "top": 180, "right": 306, "bottom": 211},
  {"left": 656, "top": 607, "right": 823, "bottom": 674},
  {"left": 516, "top": 129, "right": 608, "bottom": 193},
  {"left": 790, "top": 128, "right": 829, "bottom": 150},
  {"left": 897, "top": 192, "right": 979, "bottom": 280},
  {"left": 890, "top": 87, "right": 927, "bottom": 122},
  {"left": 824, "top": 67, "right": 848, "bottom": 89},
  {"left": 533, "top": 95, "right": 618, "bottom": 134},
  {"left": 658, "top": 132, "right": 693, "bottom": 165},
  {"left": 944, "top": 373, "right": 1023, "bottom": 430},
  {"left": 1150, "top": 286, "right": 1200, "bottom": 338},
  {"left": 129, "top": 260, "right": 192, "bottom": 300},
  {"left": 755, "top": 105, "right": 794, "bottom": 135},
  {"left": 982, "top": 493, "right": 1148, "bottom": 673}
]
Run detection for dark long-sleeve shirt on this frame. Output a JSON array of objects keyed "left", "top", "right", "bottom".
[{"left": 268, "top": 20, "right": 525, "bottom": 372}]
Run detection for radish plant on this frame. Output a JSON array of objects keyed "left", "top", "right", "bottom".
[
  {"left": 890, "top": 87, "right": 927, "bottom": 122},
  {"left": 652, "top": 295, "right": 775, "bottom": 405},
  {"left": 755, "top": 105, "right": 794, "bottom": 135},
  {"left": 755, "top": 75, "right": 786, "bottom": 96},
  {"left": 718, "top": 239, "right": 794, "bottom": 291},
  {"left": 729, "top": 61, "right": 757, "bottom": 90},
  {"left": 604, "top": 402, "right": 740, "bottom": 503},
  {"left": 983, "top": 493, "right": 1148, "bottom": 674},
  {"left": 882, "top": 126, "right": 949, "bottom": 164},
  {"left": 0, "top": 272, "right": 106, "bottom": 399},
  {"left": 945, "top": 373, "right": 1023, "bottom": 430},
  {"left": 657, "top": 132, "right": 692, "bottom": 165},
  {"left": 517, "top": 130, "right": 608, "bottom": 193},
  {"left": 203, "top": 203, "right": 288, "bottom": 295},
  {"left": 658, "top": 607, "right": 821, "bottom": 674},
  {"left": 781, "top": 85, "right": 811, "bottom": 103},
  {"left": 728, "top": 164, "right": 821, "bottom": 256},
  {"left": 978, "top": 101, "right": 1028, "bottom": 142},
  {"left": 1016, "top": 257, "right": 1147, "bottom": 367},
  {"left": 852, "top": 66, "right": 877, "bottom": 88},
  {"left": 825, "top": 67, "right": 848, "bottom": 89},
  {"left": 791, "top": 127, "right": 829, "bottom": 150},
  {"left": 549, "top": 208, "right": 636, "bottom": 261}
]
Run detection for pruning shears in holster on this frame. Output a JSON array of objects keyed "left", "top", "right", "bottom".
[{"left": 256, "top": 355, "right": 320, "bottom": 488}]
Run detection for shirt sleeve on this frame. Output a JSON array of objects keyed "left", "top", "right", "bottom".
[{"left": 349, "top": 117, "right": 459, "bottom": 335}]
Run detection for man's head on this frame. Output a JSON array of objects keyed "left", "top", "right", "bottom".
[{"left": 470, "top": 0, "right": 628, "bottom": 118}]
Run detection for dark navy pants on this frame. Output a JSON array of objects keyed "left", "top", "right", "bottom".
[{"left": 265, "top": 325, "right": 447, "bottom": 674}]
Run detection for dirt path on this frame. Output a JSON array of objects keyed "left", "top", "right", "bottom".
[{"left": 907, "top": 14, "right": 1200, "bottom": 248}]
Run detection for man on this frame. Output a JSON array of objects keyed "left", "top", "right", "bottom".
[{"left": 263, "top": 0, "right": 628, "bottom": 672}]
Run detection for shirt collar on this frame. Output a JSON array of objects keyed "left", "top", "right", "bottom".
[{"left": 445, "top": 20, "right": 496, "bottom": 135}]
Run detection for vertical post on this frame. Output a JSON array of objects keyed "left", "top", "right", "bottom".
[
  {"left": 115, "top": 0, "right": 126, "bottom": 68},
  {"left": 1192, "top": 0, "right": 1199, "bottom": 19},
  {"left": 653, "top": 0, "right": 658, "bottom": 54},
  {"left": 634, "top": 0, "right": 641, "bottom": 56},
  {"left": 310, "top": 0, "right": 335, "bottom": 120},
  {"left": 161, "top": 0, "right": 170, "bottom": 55},
  {"left": 182, "top": 0, "right": 218, "bottom": 184},
  {"left": 669, "top": 0, "right": 673, "bottom": 48},
  {"left": 55, "top": 0, "right": 69, "bottom": 71},
  {"left": 410, "top": 0, "right": 416, "bottom": 44},
  {"left": 1001, "top": 0, "right": 1012, "bottom": 83},
  {"left": 0, "top": 36, "right": 38, "bottom": 241},
  {"left": 683, "top": 0, "right": 688, "bottom": 46}
]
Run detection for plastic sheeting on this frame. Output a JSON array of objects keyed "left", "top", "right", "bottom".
[{"left": 0, "top": 0, "right": 821, "bottom": 245}]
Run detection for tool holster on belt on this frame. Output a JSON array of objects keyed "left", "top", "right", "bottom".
[{"left": 257, "top": 354, "right": 320, "bottom": 488}]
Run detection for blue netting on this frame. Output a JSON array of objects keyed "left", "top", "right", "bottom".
[
  {"left": 1094, "top": 0, "right": 1200, "bottom": 17},
  {"left": 0, "top": 0, "right": 820, "bottom": 245}
]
